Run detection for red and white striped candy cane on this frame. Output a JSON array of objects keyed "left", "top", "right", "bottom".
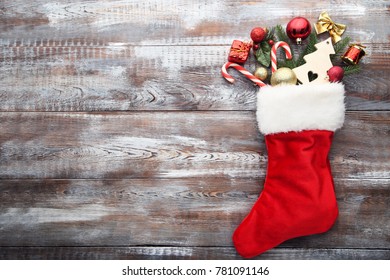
[
  {"left": 221, "top": 62, "right": 266, "bottom": 87},
  {"left": 271, "top": 41, "right": 293, "bottom": 73}
]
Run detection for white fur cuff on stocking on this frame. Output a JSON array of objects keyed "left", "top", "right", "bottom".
[{"left": 257, "top": 83, "right": 345, "bottom": 135}]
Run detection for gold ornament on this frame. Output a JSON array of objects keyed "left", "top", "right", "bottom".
[
  {"left": 314, "top": 11, "right": 346, "bottom": 43},
  {"left": 253, "top": 67, "right": 268, "bottom": 81},
  {"left": 271, "top": 67, "right": 297, "bottom": 86}
]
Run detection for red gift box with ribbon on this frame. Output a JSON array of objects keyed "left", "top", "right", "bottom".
[{"left": 228, "top": 40, "right": 252, "bottom": 64}]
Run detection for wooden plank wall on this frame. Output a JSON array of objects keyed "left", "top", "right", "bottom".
[{"left": 0, "top": 0, "right": 389, "bottom": 259}]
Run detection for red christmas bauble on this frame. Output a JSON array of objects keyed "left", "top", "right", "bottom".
[
  {"left": 327, "top": 66, "right": 344, "bottom": 82},
  {"left": 250, "top": 27, "right": 266, "bottom": 43},
  {"left": 286, "top": 17, "right": 311, "bottom": 44}
]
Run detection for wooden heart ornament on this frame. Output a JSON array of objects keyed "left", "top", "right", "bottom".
[{"left": 292, "top": 37, "right": 335, "bottom": 84}]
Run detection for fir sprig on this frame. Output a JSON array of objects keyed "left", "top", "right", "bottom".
[
  {"left": 275, "top": 24, "right": 290, "bottom": 44},
  {"left": 274, "top": 25, "right": 297, "bottom": 68},
  {"left": 281, "top": 56, "right": 297, "bottom": 69},
  {"left": 334, "top": 37, "right": 351, "bottom": 54},
  {"left": 343, "top": 64, "right": 361, "bottom": 75},
  {"left": 295, "top": 32, "right": 318, "bottom": 67},
  {"left": 331, "top": 36, "right": 351, "bottom": 63},
  {"left": 265, "top": 26, "right": 276, "bottom": 41}
]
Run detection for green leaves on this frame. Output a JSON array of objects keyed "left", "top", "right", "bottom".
[
  {"left": 255, "top": 40, "right": 272, "bottom": 67},
  {"left": 254, "top": 27, "right": 276, "bottom": 67}
]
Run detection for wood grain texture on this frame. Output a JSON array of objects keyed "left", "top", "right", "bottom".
[
  {"left": 1, "top": 247, "right": 389, "bottom": 260},
  {"left": 0, "top": 0, "right": 389, "bottom": 111},
  {"left": 1, "top": 0, "right": 388, "bottom": 42},
  {"left": 1, "top": 0, "right": 389, "bottom": 260},
  {"left": 0, "top": 111, "right": 389, "bottom": 180},
  {"left": 0, "top": 42, "right": 388, "bottom": 111},
  {"left": 0, "top": 179, "right": 389, "bottom": 248}
]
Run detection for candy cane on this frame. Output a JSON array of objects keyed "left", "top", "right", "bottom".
[
  {"left": 271, "top": 41, "right": 293, "bottom": 73},
  {"left": 221, "top": 62, "right": 266, "bottom": 87}
]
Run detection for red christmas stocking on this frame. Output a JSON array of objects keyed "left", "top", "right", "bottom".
[{"left": 233, "top": 83, "right": 345, "bottom": 258}]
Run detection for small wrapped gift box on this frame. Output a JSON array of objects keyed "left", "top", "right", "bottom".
[{"left": 228, "top": 40, "right": 251, "bottom": 64}]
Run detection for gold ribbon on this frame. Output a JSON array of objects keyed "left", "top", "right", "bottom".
[{"left": 315, "top": 11, "right": 346, "bottom": 43}]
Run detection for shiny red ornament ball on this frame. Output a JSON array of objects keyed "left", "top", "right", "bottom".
[
  {"left": 253, "top": 44, "right": 259, "bottom": 51},
  {"left": 286, "top": 17, "right": 311, "bottom": 44},
  {"left": 327, "top": 66, "right": 344, "bottom": 82},
  {"left": 268, "top": 39, "right": 274, "bottom": 46},
  {"left": 250, "top": 27, "right": 266, "bottom": 43}
]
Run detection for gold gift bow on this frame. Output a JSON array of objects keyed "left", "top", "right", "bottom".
[{"left": 315, "top": 11, "right": 346, "bottom": 43}]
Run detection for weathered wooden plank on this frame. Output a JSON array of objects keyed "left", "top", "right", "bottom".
[
  {"left": 1, "top": 0, "right": 389, "bottom": 43},
  {"left": 0, "top": 43, "right": 388, "bottom": 111},
  {"left": 0, "top": 111, "right": 262, "bottom": 179},
  {"left": 0, "top": 112, "right": 389, "bottom": 179},
  {"left": 0, "top": 179, "right": 389, "bottom": 248},
  {"left": 1, "top": 0, "right": 389, "bottom": 111},
  {"left": 1, "top": 246, "right": 389, "bottom": 260}
]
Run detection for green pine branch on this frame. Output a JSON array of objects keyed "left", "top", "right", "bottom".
[
  {"left": 274, "top": 25, "right": 297, "bottom": 68},
  {"left": 334, "top": 36, "right": 351, "bottom": 55},
  {"left": 279, "top": 57, "right": 296, "bottom": 69},
  {"left": 295, "top": 32, "right": 318, "bottom": 67},
  {"left": 275, "top": 24, "right": 290, "bottom": 44},
  {"left": 343, "top": 64, "right": 361, "bottom": 75},
  {"left": 331, "top": 36, "right": 351, "bottom": 63},
  {"left": 265, "top": 26, "right": 275, "bottom": 41}
]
